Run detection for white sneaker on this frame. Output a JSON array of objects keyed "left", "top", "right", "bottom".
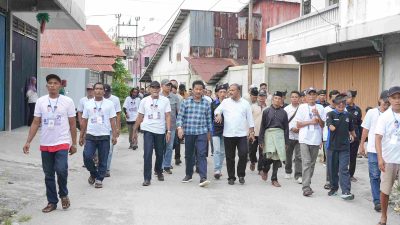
[
  {"left": 284, "top": 174, "right": 291, "bottom": 179},
  {"left": 297, "top": 177, "right": 303, "bottom": 184}
]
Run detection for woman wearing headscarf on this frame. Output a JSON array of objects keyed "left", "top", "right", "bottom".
[{"left": 26, "top": 76, "right": 38, "bottom": 126}]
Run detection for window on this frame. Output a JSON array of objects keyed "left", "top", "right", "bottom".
[
  {"left": 176, "top": 53, "right": 181, "bottom": 62},
  {"left": 168, "top": 46, "right": 172, "bottom": 62},
  {"left": 329, "top": 0, "right": 338, "bottom": 5},
  {"left": 144, "top": 57, "right": 150, "bottom": 67},
  {"left": 302, "top": 0, "right": 311, "bottom": 15}
]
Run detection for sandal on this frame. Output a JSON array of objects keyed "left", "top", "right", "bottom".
[
  {"left": 42, "top": 203, "right": 57, "bottom": 213},
  {"left": 61, "top": 196, "right": 70, "bottom": 209},
  {"left": 261, "top": 171, "right": 268, "bottom": 181},
  {"left": 377, "top": 222, "right": 386, "bottom": 225},
  {"left": 324, "top": 183, "right": 331, "bottom": 190}
]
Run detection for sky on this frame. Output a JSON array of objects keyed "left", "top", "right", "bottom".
[{"left": 85, "top": 0, "right": 249, "bottom": 38}]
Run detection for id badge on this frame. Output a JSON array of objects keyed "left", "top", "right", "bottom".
[
  {"left": 309, "top": 125, "right": 315, "bottom": 131},
  {"left": 390, "top": 134, "right": 398, "bottom": 145},
  {"left": 152, "top": 112, "right": 160, "bottom": 119},
  {"left": 96, "top": 116, "right": 103, "bottom": 124},
  {"left": 48, "top": 119, "right": 55, "bottom": 129}
]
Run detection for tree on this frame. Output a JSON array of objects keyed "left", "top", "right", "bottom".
[{"left": 112, "top": 58, "right": 130, "bottom": 130}]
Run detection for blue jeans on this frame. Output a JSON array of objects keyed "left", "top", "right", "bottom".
[
  {"left": 143, "top": 131, "right": 165, "bottom": 181},
  {"left": 185, "top": 134, "right": 208, "bottom": 179},
  {"left": 162, "top": 130, "right": 176, "bottom": 169},
  {"left": 212, "top": 135, "right": 225, "bottom": 173},
  {"left": 368, "top": 152, "right": 381, "bottom": 205},
  {"left": 41, "top": 150, "right": 69, "bottom": 205},
  {"left": 107, "top": 133, "right": 114, "bottom": 171},
  {"left": 83, "top": 138, "right": 110, "bottom": 181},
  {"left": 328, "top": 150, "right": 351, "bottom": 194}
]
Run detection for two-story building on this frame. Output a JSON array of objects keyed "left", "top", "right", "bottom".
[{"left": 266, "top": 0, "right": 400, "bottom": 112}]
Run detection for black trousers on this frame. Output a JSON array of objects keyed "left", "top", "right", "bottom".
[
  {"left": 28, "top": 103, "right": 35, "bottom": 126},
  {"left": 263, "top": 158, "right": 281, "bottom": 181},
  {"left": 174, "top": 134, "right": 181, "bottom": 160},
  {"left": 224, "top": 136, "right": 248, "bottom": 181},
  {"left": 248, "top": 136, "right": 263, "bottom": 171},
  {"left": 349, "top": 139, "right": 359, "bottom": 177}
]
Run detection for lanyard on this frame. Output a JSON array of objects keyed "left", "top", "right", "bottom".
[
  {"left": 392, "top": 110, "right": 399, "bottom": 129},
  {"left": 151, "top": 98, "right": 159, "bottom": 108},
  {"left": 48, "top": 97, "right": 59, "bottom": 113},
  {"left": 130, "top": 96, "right": 137, "bottom": 105},
  {"left": 94, "top": 101, "right": 103, "bottom": 112},
  {"left": 308, "top": 105, "right": 315, "bottom": 119}
]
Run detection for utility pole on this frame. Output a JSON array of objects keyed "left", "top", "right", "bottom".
[
  {"left": 135, "top": 17, "right": 140, "bottom": 88},
  {"left": 247, "top": 0, "right": 253, "bottom": 90},
  {"left": 115, "top": 14, "right": 121, "bottom": 43}
]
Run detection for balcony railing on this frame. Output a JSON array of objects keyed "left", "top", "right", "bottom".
[{"left": 267, "top": 4, "right": 339, "bottom": 43}]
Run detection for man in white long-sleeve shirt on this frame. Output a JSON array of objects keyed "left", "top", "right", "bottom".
[{"left": 215, "top": 84, "right": 255, "bottom": 185}]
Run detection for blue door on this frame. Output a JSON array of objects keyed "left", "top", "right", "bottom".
[{"left": 0, "top": 14, "right": 6, "bottom": 131}]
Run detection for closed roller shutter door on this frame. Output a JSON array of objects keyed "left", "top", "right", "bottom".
[{"left": 300, "top": 63, "right": 324, "bottom": 90}]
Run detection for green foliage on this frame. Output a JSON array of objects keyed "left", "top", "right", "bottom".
[
  {"left": 18, "top": 215, "right": 32, "bottom": 223},
  {"left": 112, "top": 58, "right": 130, "bottom": 129},
  {"left": 3, "top": 218, "right": 12, "bottom": 225}
]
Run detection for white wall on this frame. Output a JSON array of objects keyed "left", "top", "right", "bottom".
[
  {"left": 383, "top": 34, "right": 400, "bottom": 90},
  {"left": 152, "top": 16, "right": 191, "bottom": 86}
]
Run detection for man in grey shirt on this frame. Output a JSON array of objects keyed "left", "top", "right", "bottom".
[{"left": 161, "top": 79, "right": 180, "bottom": 174}]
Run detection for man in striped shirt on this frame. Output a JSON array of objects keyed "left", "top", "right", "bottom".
[{"left": 177, "top": 80, "right": 212, "bottom": 187}]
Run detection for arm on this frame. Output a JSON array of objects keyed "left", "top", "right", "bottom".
[
  {"left": 123, "top": 107, "right": 129, "bottom": 120},
  {"left": 375, "top": 134, "right": 385, "bottom": 172},
  {"left": 214, "top": 101, "right": 223, "bottom": 123},
  {"left": 79, "top": 118, "right": 88, "bottom": 146},
  {"left": 247, "top": 105, "right": 255, "bottom": 142},
  {"left": 132, "top": 113, "right": 144, "bottom": 143},
  {"left": 206, "top": 104, "right": 212, "bottom": 141},
  {"left": 359, "top": 128, "right": 368, "bottom": 155},
  {"left": 116, "top": 112, "right": 121, "bottom": 136},
  {"left": 258, "top": 110, "right": 267, "bottom": 147},
  {"left": 165, "top": 112, "right": 171, "bottom": 143},
  {"left": 283, "top": 111, "right": 289, "bottom": 145},
  {"left": 23, "top": 117, "right": 41, "bottom": 154},
  {"left": 110, "top": 117, "right": 118, "bottom": 145},
  {"left": 68, "top": 116, "right": 77, "bottom": 155},
  {"left": 77, "top": 112, "right": 83, "bottom": 125},
  {"left": 176, "top": 100, "right": 186, "bottom": 139}
]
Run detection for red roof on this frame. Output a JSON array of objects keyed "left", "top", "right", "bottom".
[{"left": 40, "top": 25, "right": 124, "bottom": 72}]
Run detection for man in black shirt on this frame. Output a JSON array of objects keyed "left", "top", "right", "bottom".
[
  {"left": 326, "top": 93, "right": 356, "bottom": 200},
  {"left": 259, "top": 91, "right": 289, "bottom": 187},
  {"left": 317, "top": 90, "right": 330, "bottom": 108},
  {"left": 346, "top": 90, "right": 362, "bottom": 182}
]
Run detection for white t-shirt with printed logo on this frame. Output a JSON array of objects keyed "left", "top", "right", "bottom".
[
  {"left": 362, "top": 108, "right": 382, "bottom": 153},
  {"left": 34, "top": 95, "right": 76, "bottom": 146},
  {"left": 123, "top": 96, "right": 141, "bottom": 122},
  {"left": 295, "top": 103, "right": 326, "bottom": 146},
  {"left": 83, "top": 99, "right": 116, "bottom": 136},
  {"left": 375, "top": 108, "right": 400, "bottom": 164},
  {"left": 138, "top": 96, "right": 171, "bottom": 134}
]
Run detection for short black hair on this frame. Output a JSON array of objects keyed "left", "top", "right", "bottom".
[
  {"left": 130, "top": 87, "right": 138, "bottom": 94},
  {"left": 260, "top": 83, "right": 267, "bottom": 88},
  {"left": 192, "top": 80, "right": 205, "bottom": 89},
  {"left": 93, "top": 82, "right": 104, "bottom": 90},
  {"left": 290, "top": 91, "right": 300, "bottom": 97},
  {"left": 230, "top": 83, "right": 241, "bottom": 91},
  {"left": 329, "top": 90, "right": 340, "bottom": 99}
]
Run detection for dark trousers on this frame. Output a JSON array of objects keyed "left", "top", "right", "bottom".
[
  {"left": 83, "top": 138, "right": 110, "bottom": 181},
  {"left": 285, "top": 139, "right": 302, "bottom": 179},
  {"left": 263, "top": 158, "right": 281, "bottom": 181},
  {"left": 185, "top": 134, "right": 208, "bottom": 179},
  {"left": 174, "top": 134, "right": 181, "bottom": 160},
  {"left": 349, "top": 140, "right": 359, "bottom": 177},
  {"left": 28, "top": 103, "right": 35, "bottom": 126},
  {"left": 41, "top": 150, "right": 69, "bottom": 205},
  {"left": 249, "top": 136, "right": 263, "bottom": 171},
  {"left": 143, "top": 131, "right": 165, "bottom": 181},
  {"left": 328, "top": 150, "right": 351, "bottom": 194},
  {"left": 224, "top": 136, "right": 248, "bottom": 181}
]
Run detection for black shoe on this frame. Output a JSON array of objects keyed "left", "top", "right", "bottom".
[
  {"left": 303, "top": 189, "right": 313, "bottom": 197},
  {"left": 170, "top": 165, "right": 173, "bottom": 169},
  {"left": 129, "top": 146, "right": 133, "bottom": 149},
  {"left": 142, "top": 180, "right": 151, "bottom": 186},
  {"left": 195, "top": 167, "right": 199, "bottom": 173},
  {"left": 199, "top": 178, "right": 210, "bottom": 187},
  {"left": 88, "top": 176, "right": 95, "bottom": 185},
  {"left": 164, "top": 168, "right": 172, "bottom": 174},
  {"left": 157, "top": 173, "right": 164, "bottom": 181},
  {"left": 175, "top": 159, "right": 182, "bottom": 165},
  {"left": 105, "top": 171, "right": 110, "bottom": 177},
  {"left": 132, "top": 145, "right": 138, "bottom": 150},
  {"left": 214, "top": 173, "right": 221, "bottom": 180},
  {"left": 374, "top": 203, "right": 382, "bottom": 212},
  {"left": 239, "top": 177, "right": 245, "bottom": 184},
  {"left": 228, "top": 179, "right": 235, "bottom": 185},
  {"left": 328, "top": 189, "right": 338, "bottom": 196},
  {"left": 182, "top": 176, "right": 193, "bottom": 183}
]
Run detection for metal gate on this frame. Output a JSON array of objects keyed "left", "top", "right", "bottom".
[{"left": 0, "top": 14, "right": 5, "bottom": 131}]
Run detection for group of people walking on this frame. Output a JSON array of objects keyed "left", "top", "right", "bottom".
[{"left": 22, "top": 74, "right": 400, "bottom": 225}]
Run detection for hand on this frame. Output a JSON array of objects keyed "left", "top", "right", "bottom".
[
  {"left": 378, "top": 157, "right": 386, "bottom": 172},
  {"left": 79, "top": 136, "right": 85, "bottom": 146},
  {"left": 132, "top": 130, "right": 138, "bottom": 144},
  {"left": 259, "top": 144, "right": 263, "bottom": 149},
  {"left": 166, "top": 132, "right": 171, "bottom": 143},
  {"left": 116, "top": 129, "right": 120, "bottom": 138},
  {"left": 23, "top": 142, "right": 30, "bottom": 154},
  {"left": 69, "top": 145, "right": 77, "bottom": 155},
  {"left": 126, "top": 114, "right": 129, "bottom": 120},
  {"left": 358, "top": 144, "right": 366, "bottom": 156},
  {"left": 248, "top": 133, "right": 255, "bottom": 143},
  {"left": 349, "top": 135, "right": 354, "bottom": 143},
  {"left": 215, "top": 114, "right": 222, "bottom": 124},
  {"left": 207, "top": 133, "right": 211, "bottom": 142},
  {"left": 291, "top": 127, "right": 299, "bottom": 133},
  {"left": 112, "top": 136, "right": 117, "bottom": 145},
  {"left": 329, "top": 125, "right": 336, "bottom": 132},
  {"left": 177, "top": 128, "right": 184, "bottom": 139},
  {"left": 312, "top": 108, "right": 320, "bottom": 117}
]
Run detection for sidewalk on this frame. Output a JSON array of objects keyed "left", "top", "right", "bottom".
[{"left": 0, "top": 127, "right": 399, "bottom": 225}]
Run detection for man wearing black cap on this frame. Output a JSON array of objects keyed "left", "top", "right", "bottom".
[
  {"left": 249, "top": 88, "right": 259, "bottom": 104},
  {"left": 359, "top": 90, "right": 390, "bottom": 211},
  {"left": 346, "top": 90, "right": 362, "bottom": 182},
  {"left": 23, "top": 74, "right": 77, "bottom": 213},
  {"left": 375, "top": 86, "right": 400, "bottom": 225},
  {"left": 258, "top": 91, "right": 289, "bottom": 187},
  {"left": 317, "top": 90, "right": 330, "bottom": 108},
  {"left": 326, "top": 93, "right": 356, "bottom": 200},
  {"left": 123, "top": 88, "right": 141, "bottom": 150},
  {"left": 133, "top": 81, "right": 171, "bottom": 186},
  {"left": 103, "top": 84, "right": 121, "bottom": 177}
]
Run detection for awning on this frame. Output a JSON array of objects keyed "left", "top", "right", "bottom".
[{"left": 186, "top": 57, "right": 237, "bottom": 84}]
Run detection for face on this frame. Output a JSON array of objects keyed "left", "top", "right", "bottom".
[
  {"left": 86, "top": 88, "right": 94, "bottom": 97},
  {"left": 290, "top": 93, "right": 300, "bottom": 105},
  {"left": 258, "top": 95, "right": 266, "bottom": 104},
  {"left": 336, "top": 101, "right": 346, "bottom": 111},
  {"left": 170, "top": 80, "right": 178, "bottom": 87},
  {"left": 171, "top": 87, "right": 177, "bottom": 94},
  {"left": 217, "top": 89, "right": 227, "bottom": 99},
  {"left": 318, "top": 94, "right": 327, "bottom": 102},
  {"left": 131, "top": 89, "right": 139, "bottom": 97},
  {"left": 250, "top": 95, "right": 258, "bottom": 102},
  {"left": 207, "top": 90, "right": 212, "bottom": 97},
  {"left": 272, "top": 96, "right": 282, "bottom": 107},
  {"left": 389, "top": 93, "right": 400, "bottom": 110},
  {"left": 46, "top": 79, "right": 61, "bottom": 94},
  {"left": 93, "top": 84, "right": 105, "bottom": 98},
  {"left": 193, "top": 84, "right": 204, "bottom": 99},
  {"left": 379, "top": 99, "right": 390, "bottom": 111},
  {"left": 162, "top": 83, "right": 171, "bottom": 93},
  {"left": 307, "top": 92, "right": 317, "bottom": 103},
  {"left": 229, "top": 85, "right": 240, "bottom": 99},
  {"left": 346, "top": 97, "right": 354, "bottom": 105},
  {"left": 260, "top": 85, "right": 267, "bottom": 91},
  {"left": 150, "top": 86, "right": 160, "bottom": 97},
  {"left": 330, "top": 94, "right": 339, "bottom": 107}
]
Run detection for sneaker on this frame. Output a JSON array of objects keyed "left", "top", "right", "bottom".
[
  {"left": 239, "top": 177, "right": 245, "bottom": 184},
  {"left": 328, "top": 189, "right": 338, "bottom": 196},
  {"left": 284, "top": 174, "right": 291, "bottom": 179},
  {"left": 94, "top": 180, "right": 103, "bottom": 188},
  {"left": 199, "top": 178, "right": 210, "bottom": 187},
  {"left": 105, "top": 171, "right": 110, "bottom": 177},
  {"left": 228, "top": 179, "right": 235, "bottom": 185},
  {"left": 181, "top": 176, "right": 192, "bottom": 183},
  {"left": 88, "top": 176, "right": 95, "bottom": 185},
  {"left": 175, "top": 159, "right": 182, "bottom": 165},
  {"left": 214, "top": 172, "right": 222, "bottom": 180},
  {"left": 157, "top": 173, "right": 164, "bottom": 181},
  {"left": 341, "top": 193, "right": 355, "bottom": 200},
  {"left": 297, "top": 177, "right": 303, "bottom": 184},
  {"left": 303, "top": 189, "right": 313, "bottom": 197},
  {"left": 374, "top": 203, "right": 382, "bottom": 212},
  {"left": 132, "top": 145, "right": 138, "bottom": 150},
  {"left": 142, "top": 180, "right": 151, "bottom": 186},
  {"left": 324, "top": 183, "right": 331, "bottom": 190},
  {"left": 164, "top": 168, "right": 172, "bottom": 174},
  {"left": 350, "top": 177, "right": 358, "bottom": 182}
]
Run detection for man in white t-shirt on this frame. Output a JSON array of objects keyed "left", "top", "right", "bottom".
[
  {"left": 80, "top": 83, "right": 118, "bottom": 189},
  {"left": 23, "top": 74, "right": 77, "bottom": 213},
  {"left": 295, "top": 87, "right": 326, "bottom": 197},
  {"left": 77, "top": 83, "right": 94, "bottom": 128},
  {"left": 133, "top": 81, "right": 171, "bottom": 186},
  {"left": 375, "top": 86, "right": 400, "bottom": 225},
  {"left": 359, "top": 90, "right": 390, "bottom": 212},
  {"left": 123, "top": 87, "right": 141, "bottom": 150},
  {"left": 103, "top": 84, "right": 121, "bottom": 177}
]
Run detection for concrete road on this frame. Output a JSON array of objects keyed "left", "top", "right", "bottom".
[{"left": 0, "top": 127, "right": 399, "bottom": 225}]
